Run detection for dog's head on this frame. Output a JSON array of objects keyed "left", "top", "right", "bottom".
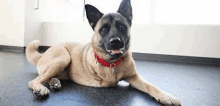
[{"left": 85, "top": 0, "right": 132, "bottom": 61}]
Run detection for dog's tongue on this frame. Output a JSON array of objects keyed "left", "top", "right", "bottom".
[{"left": 111, "top": 50, "right": 121, "bottom": 54}]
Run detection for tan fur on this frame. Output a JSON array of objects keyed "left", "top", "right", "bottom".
[
  {"left": 26, "top": 40, "right": 42, "bottom": 65},
  {"left": 26, "top": 13, "right": 181, "bottom": 106}
]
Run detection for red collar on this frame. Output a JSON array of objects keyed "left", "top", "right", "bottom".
[{"left": 94, "top": 53, "right": 122, "bottom": 67}]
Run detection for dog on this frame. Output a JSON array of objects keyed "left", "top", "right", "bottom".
[{"left": 26, "top": 0, "right": 181, "bottom": 105}]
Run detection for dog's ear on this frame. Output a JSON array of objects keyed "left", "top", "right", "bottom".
[
  {"left": 85, "top": 4, "right": 103, "bottom": 30},
  {"left": 117, "top": 0, "right": 132, "bottom": 26}
]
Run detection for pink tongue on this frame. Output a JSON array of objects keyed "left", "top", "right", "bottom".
[{"left": 111, "top": 50, "right": 120, "bottom": 53}]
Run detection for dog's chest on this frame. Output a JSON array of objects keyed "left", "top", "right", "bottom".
[{"left": 97, "top": 66, "right": 119, "bottom": 83}]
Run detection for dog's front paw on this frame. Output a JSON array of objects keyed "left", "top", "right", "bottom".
[
  {"left": 155, "top": 91, "right": 181, "bottom": 106},
  {"left": 49, "top": 78, "right": 61, "bottom": 91},
  {"left": 33, "top": 86, "right": 50, "bottom": 98}
]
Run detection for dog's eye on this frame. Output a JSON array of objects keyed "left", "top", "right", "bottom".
[
  {"left": 118, "top": 25, "right": 124, "bottom": 30},
  {"left": 115, "top": 21, "right": 127, "bottom": 33},
  {"left": 99, "top": 24, "right": 110, "bottom": 36},
  {"left": 100, "top": 25, "right": 110, "bottom": 35},
  {"left": 102, "top": 27, "right": 109, "bottom": 33},
  {"left": 117, "top": 24, "right": 126, "bottom": 32}
]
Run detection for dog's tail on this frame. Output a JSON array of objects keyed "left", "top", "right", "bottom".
[{"left": 26, "top": 40, "right": 42, "bottom": 65}]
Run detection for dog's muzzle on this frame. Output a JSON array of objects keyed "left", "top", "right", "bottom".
[{"left": 106, "top": 37, "right": 124, "bottom": 54}]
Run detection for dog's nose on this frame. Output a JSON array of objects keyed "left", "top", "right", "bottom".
[{"left": 109, "top": 37, "right": 121, "bottom": 45}]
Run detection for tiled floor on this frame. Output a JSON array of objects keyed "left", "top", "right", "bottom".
[{"left": 0, "top": 51, "right": 219, "bottom": 106}]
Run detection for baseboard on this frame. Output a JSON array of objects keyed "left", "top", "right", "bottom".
[
  {"left": 0, "top": 45, "right": 50, "bottom": 53},
  {"left": 1, "top": 45, "right": 220, "bottom": 65},
  {"left": 0, "top": 45, "right": 25, "bottom": 53},
  {"left": 132, "top": 52, "right": 220, "bottom": 66}
]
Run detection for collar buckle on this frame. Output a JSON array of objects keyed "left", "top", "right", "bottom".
[{"left": 110, "top": 63, "right": 116, "bottom": 67}]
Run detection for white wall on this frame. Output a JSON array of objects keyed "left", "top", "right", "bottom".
[
  {"left": 41, "top": 22, "right": 92, "bottom": 46},
  {"left": 24, "top": 0, "right": 85, "bottom": 46},
  {"left": 0, "top": 0, "right": 25, "bottom": 47},
  {"left": 154, "top": 0, "right": 220, "bottom": 24},
  {"left": 131, "top": 24, "right": 220, "bottom": 58},
  {"left": 39, "top": 0, "right": 84, "bottom": 22},
  {"left": 24, "top": 0, "right": 44, "bottom": 46}
]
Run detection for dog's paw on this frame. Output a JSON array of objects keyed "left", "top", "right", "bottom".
[
  {"left": 49, "top": 78, "right": 61, "bottom": 91},
  {"left": 155, "top": 91, "right": 181, "bottom": 106},
  {"left": 33, "top": 86, "right": 50, "bottom": 98}
]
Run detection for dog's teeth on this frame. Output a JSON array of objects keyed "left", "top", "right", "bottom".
[
  {"left": 120, "top": 50, "right": 123, "bottom": 53},
  {"left": 120, "top": 49, "right": 124, "bottom": 53},
  {"left": 110, "top": 53, "right": 115, "bottom": 55},
  {"left": 106, "top": 49, "right": 111, "bottom": 52},
  {"left": 121, "top": 47, "right": 125, "bottom": 51}
]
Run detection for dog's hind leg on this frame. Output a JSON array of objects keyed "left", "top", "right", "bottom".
[
  {"left": 28, "top": 45, "right": 71, "bottom": 98},
  {"left": 29, "top": 60, "right": 70, "bottom": 98}
]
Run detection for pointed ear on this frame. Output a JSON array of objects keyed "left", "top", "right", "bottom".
[
  {"left": 117, "top": 0, "right": 132, "bottom": 26},
  {"left": 85, "top": 4, "right": 103, "bottom": 30}
]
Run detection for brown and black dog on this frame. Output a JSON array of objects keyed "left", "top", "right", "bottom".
[{"left": 26, "top": 0, "right": 181, "bottom": 105}]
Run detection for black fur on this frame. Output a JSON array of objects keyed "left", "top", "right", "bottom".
[
  {"left": 49, "top": 78, "right": 61, "bottom": 91},
  {"left": 33, "top": 89, "right": 49, "bottom": 98},
  {"left": 85, "top": 4, "right": 103, "bottom": 30},
  {"left": 117, "top": 0, "right": 132, "bottom": 26}
]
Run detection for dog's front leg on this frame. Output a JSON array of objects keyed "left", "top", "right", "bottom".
[{"left": 125, "top": 74, "right": 181, "bottom": 106}]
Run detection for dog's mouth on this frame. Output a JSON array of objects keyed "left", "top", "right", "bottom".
[{"left": 106, "top": 47, "right": 124, "bottom": 55}]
